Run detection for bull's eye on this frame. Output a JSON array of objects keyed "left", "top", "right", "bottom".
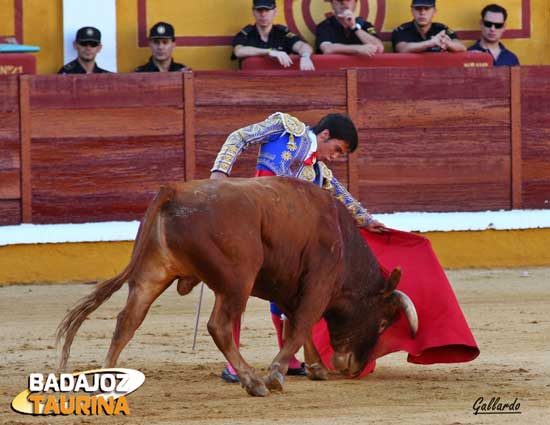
[{"left": 378, "top": 319, "right": 389, "bottom": 334}]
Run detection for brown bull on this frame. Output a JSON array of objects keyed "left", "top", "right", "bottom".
[{"left": 57, "top": 177, "right": 417, "bottom": 396}]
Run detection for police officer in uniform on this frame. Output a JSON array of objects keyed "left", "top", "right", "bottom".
[
  {"left": 392, "top": 0, "right": 465, "bottom": 53},
  {"left": 58, "top": 27, "right": 110, "bottom": 74},
  {"left": 232, "top": 0, "right": 315, "bottom": 70},
  {"left": 316, "top": 0, "right": 384, "bottom": 55},
  {"left": 135, "top": 22, "right": 188, "bottom": 72}
]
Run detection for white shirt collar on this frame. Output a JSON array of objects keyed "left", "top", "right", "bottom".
[{"left": 307, "top": 129, "right": 317, "bottom": 158}]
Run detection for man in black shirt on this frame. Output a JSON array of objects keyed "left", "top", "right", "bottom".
[
  {"left": 135, "top": 22, "right": 188, "bottom": 72},
  {"left": 392, "top": 0, "right": 465, "bottom": 53},
  {"left": 232, "top": 0, "right": 315, "bottom": 70},
  {"left": 58, "top": 27, "right": 110, "bottom": 74},
  {"left": 316, "top": 0, "right": 384, "bottom": 56}
]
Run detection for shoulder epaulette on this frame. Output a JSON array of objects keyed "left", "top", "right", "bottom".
[
  {"left": 276, "top": 112, "right": 306, "bottom": 137},
  {"left": 240, "top": 25, "right": 255, "bottom": 36},
  {"left": 396, "top": 21, "right": 413, "bottom": 31}
]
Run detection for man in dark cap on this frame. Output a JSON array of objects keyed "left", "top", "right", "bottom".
[
  {"left": 58, "top": 27, "right": 110, "bottom": 74},
  {"left": 392, "top": 0, "right": 466, "bottom": 53},
  {"left": 232, "top": 0, "right": 315, "bottom": 70},
  {"left": 135, "top": 22, "right": 188, "bottom": 72},
  {"left": 316, "top": 0, "right": 384, "bottom": 56}
]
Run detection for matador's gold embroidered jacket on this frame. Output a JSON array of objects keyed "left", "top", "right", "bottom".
[{"left": 211, "top": 112, "right": 374, "bottom": 226}]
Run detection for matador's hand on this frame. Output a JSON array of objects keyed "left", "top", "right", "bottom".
[
  {"left": 366, "top": 219, "right": 388, "bottom": 234},
  {"left": 210, "top": 171, "right": 228, "bottom": 180}
]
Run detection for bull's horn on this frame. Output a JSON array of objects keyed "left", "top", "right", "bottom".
[{"left": 394, "top": 290, "right": 418, "bottom": 338}]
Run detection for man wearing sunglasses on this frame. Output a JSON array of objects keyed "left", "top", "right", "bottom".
[
  {"left": 468, "top": 4, "right": 519, "bottom": 66},
  {"left": 392, "top": 0, "right": 465, "bottom": 53},
  {"left": 58, "top": 27, "right": 110, "bottom": 74}
]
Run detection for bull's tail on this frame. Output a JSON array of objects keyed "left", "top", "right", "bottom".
[{"left": 56, "top": 185, "right": 176, "bottom": 370}]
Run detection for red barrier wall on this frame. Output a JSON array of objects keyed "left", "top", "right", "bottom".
[
  {"left": 0, "top": 66, "right": 548, "bottom": 225},
  {"left": 0, "top": 54, "right": 36, "bottom": 75},
  {"left": 241, "top": 53, "right": 494, "bottom": 71}
]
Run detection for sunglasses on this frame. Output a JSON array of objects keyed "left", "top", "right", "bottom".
[
  {"left": 78, "top": 41, "right": 99, "bottom": 47},
  {"left": 483, "top": 20, "right": 504, "bottom": 29}
]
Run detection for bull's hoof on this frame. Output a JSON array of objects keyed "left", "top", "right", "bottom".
[
  {"left": 263, "top": 370, "right": 285, "bottom": 392},
  {"left": 242, "top": 374, "right": 270, "bottom": 397},
  {"left": 305, "top": 363, "right": 328, "bottom": 381}
]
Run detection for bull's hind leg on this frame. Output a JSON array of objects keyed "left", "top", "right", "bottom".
[
  {"left": 103, "top": 270, "right": 174, "bottom": 368},
  {"left": 207, "top": 291, "right": 268, "bottom": 397}
]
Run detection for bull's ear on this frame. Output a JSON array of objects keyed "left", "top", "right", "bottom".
[{"left": 383, "top": 267, "right": 401, "bottom": 297}]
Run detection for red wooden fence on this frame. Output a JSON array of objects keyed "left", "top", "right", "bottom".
[
  {"left": 0, "top": 76, "right": 20, "bottom": 225},
  {"left": 0, "top": 67, "right": 548, "bottom": 225}
]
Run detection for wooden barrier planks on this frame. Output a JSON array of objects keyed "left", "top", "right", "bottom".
[
  {"left": 0, "top": 67, "right": 548, "bottom": 226},
  {"left": 356, "top": 68, "right": 512, "bottom": 213},
  {"left": 19, "top": 76, "right": 31, "bottom": 222},
  {"left": 511, "top": 67, "right": 522, "bottom": 209},
  {"left": 357, "top": 67, "right": 510, "bottom": 100},
  {"left": 28, "top": 74, "right": 186, "bottom": 223},
  {"left": 0, "top": 76, "right": 21, "bottom": 224},
  {"left": 193, "top": 71, "right": 348, "bottom": 183},
  {"left": 521, "top": 67, "right": 550, "bottom": 209},
  {"left": 184, "top": 72, "right": 196, "bottom": 181}
]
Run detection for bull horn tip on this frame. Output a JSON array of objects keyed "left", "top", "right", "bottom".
[{"left": 394, "top": 289, "right": 418, "bottom": 339}]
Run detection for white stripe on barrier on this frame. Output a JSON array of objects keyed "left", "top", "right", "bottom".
[{"left": 1, "top": 210, "right": 549, "bottom": 247}]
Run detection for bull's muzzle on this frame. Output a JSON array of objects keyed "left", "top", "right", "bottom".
[{"left": 332, "top": 352, "right": 362, "bottom": 377}]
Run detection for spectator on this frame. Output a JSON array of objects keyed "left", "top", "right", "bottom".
[
  {"left": 58, "top": 27, "right": 110, "bottom": 74},
  {"left": 392, "top": 0, "right": 466, "bottom": 53},
  {"left": 316, "top": 0, "right": 383, "bottom": 55},
  {"left": 232, "top": 0, "right": 315, "bottom": 71},
  {"left": 135, "top": 22, "right": 188, "bottom": 72},
  {"left": 468, "top": 4, "right": 519, "bottom": 66}
]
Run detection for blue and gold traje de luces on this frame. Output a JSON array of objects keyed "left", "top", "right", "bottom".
[{"left": 211, "top": 112, "right": 373, "bottom": 226}]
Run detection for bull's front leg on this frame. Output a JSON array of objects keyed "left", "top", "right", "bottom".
[
  {"left": 265, "top": 275, "right": 334, "bottom": 390},
  {"left": 304, "top": 331, "right": 329, "bottom": 381},
  {"left": 207, "top": 296, "right": 269, "bottom": 397},
  {"left": 263, "top": 317, "right": 308, "bottom": 392}
]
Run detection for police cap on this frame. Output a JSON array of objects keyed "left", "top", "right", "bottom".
[
  {"left": 253, "top": 0, "right": 276, "bottom": 10},
  {"left": 411, "top": 0, "right": 435, "bottom": 6},
  {"left": 149, "top": 22, "right": 175, "bottom": 40},
  {"left": 76, "top": 26, "right": 101, "bottom": 43}
]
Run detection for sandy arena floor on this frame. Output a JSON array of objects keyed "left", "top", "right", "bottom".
[{"left": 1, "top": 268, "right": 549, "bottom": 425}]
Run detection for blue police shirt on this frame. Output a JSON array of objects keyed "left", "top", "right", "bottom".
[{"left": 468, "top": 40, "right": 519, "bottom": 66}]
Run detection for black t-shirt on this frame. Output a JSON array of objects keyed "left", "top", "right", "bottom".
[
  {"left": 315, "top": 15, "right": 379, "bottom": 53},
  {"left": 392, "top": 21, "right": 458, "bottom": 52},
  {"left": 134, "top": 57, "right": 187, "bottom": 72},
  {"left": 58, "top": 59, "right": 110, "bottom": 74},
  {"left": 231, "top": 24, "right": 302, "bottom": 60}
]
